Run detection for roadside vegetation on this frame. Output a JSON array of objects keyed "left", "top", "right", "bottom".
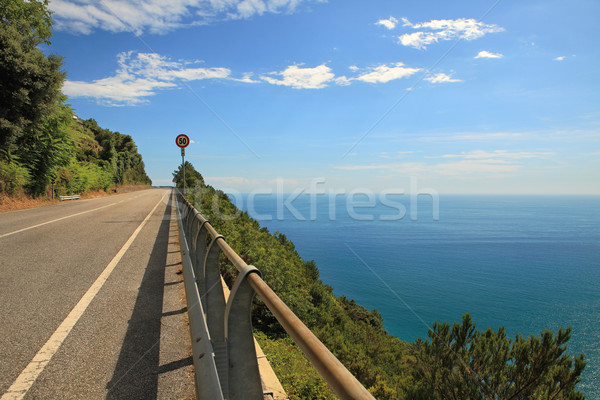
[
  {"left": 176, "top": 162, "right": 586, "bottom": 399},
  {"left": 0, "top": 0, "right": 151, "bottom": 211}
]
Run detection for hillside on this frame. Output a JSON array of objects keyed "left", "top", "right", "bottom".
[
  {"left": 184, "top": 181, "right": 411, "bottom": 398},
  {"left": 0, "top": 0, "right": 151, "bottom": 201},
  {"left": 0, "top": 104, "right": 151, "bottom": 200},
  {"left": 175, "top": 162, "right": 587, "bottom": 399}
]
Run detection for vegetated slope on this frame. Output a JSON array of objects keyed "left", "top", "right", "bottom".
[
  {"left": 179, "top": 164, "right": 587, "bottom": 400},
  {"left": 182, "top": 177, "right": 413, "bottom": 398},
  {"left": 0, "top": 107, "right": 152, "bottom": 198},
  {"left": 59, "top": 116, "right": 153, "bottom": 194},
  {"left": 0, "top": 0, "right": 151, "bottom": 200}
]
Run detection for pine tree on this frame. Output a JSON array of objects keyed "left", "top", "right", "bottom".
[
  {"left": 408, "top": 314, "right": 586, "bottom": 399},
  {"left": 173, "top": 161, "right": 204, "bottom": 190}
]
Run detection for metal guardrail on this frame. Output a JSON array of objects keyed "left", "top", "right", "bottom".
[
  {"left": 59, "top": 195, "right": 81, "bottom": 201},
  {"left": 175, "top": 189, "right": 375, "bottom": 400}
]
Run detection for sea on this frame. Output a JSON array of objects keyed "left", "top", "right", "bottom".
[{"left": 231, "top": 193, "right": 600, "bottom": 397}]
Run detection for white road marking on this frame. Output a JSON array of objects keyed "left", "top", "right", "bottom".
[
  {"left": 0, "top": 201, "right": 126, "bottom": 239},
  {"left": 1, "top": 195, "right": 165, "bottom": 400}
]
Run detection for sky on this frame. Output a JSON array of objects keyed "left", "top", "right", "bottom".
[{"left": 43, "top": 0, "right": 600, "bottom": 194}]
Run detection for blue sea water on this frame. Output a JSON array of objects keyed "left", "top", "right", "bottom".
[{"left": 233, "top": 194, "right": 600, "bottom": 397}]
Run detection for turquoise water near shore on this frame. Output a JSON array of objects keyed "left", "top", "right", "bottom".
[{"left": 234, "top": 194, "right": 599, "bottom": 396}]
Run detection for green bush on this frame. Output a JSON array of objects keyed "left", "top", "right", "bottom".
[
  {"left": 54, "top": 162, "right": 112, "bottom": 195},
  {"left": 185, "top": 179, "right": 412, "bottom": 398},
  {"left": 0, "top": 159, "right": 30, "bottom": 195},
  {"left": 254, "top": 332, "right": 336, "bottom": 399}
]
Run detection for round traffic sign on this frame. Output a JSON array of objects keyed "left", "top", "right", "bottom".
[{"left": 176, "top": 134, "right": 190, "bottom": 148}]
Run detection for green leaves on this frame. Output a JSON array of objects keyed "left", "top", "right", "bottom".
[
  {"left": 1, "top": 0, "right": 64, "bottom": 154},
  {"left": 0, "top": 0, "right": 53, "bottom": 46},
  {"left": 182, "top": 174, "right": 412, "bottom": 398},
  {"left": 0, "top": 157, "right": 29, "bottom": 195},
  {"left": 83, "top": 119, "right": 152, "bottom": 186},
  {"left": 409, "top": 314, "right": 586, "bottom": 399},
  {"left": 172, "top": 161, "right": 204, "bottom": 190},
  {"left": 17, "top": 98, "right": 74, "bottom": 195}
]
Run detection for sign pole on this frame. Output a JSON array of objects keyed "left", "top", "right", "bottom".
[
  {"left": 176, "top": 134, "right": 190, "bottom": 195},
  {"left": 181, "top": 147, "right": 186, "bottom": 194}
]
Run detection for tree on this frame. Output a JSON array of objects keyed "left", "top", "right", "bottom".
[
  {"left": 407, "top": 314, "right": 586, "bottom": 399},
  {"left": 83, "top": 119, "right": 152, "bottom": 186},
  {"left": 0, "top": 0, "right": 64, "bottom": 156},
  {"left": 173, "top": 161, "right": 204, "bottom": 190},
  {"left": 17, "top": 95, "right": 74, "bottom": 195}
]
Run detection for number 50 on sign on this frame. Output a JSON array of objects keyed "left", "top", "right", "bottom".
[{"left": 176, "top": 134, "right": 190, "bottom": 148}]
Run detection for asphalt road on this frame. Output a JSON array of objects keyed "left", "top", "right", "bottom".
[{"left": 0, "top": 189, "right": 194, "bottom": 399}]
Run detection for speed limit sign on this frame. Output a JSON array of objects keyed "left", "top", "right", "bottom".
[{"left": 176, "top": 134, "right": 190, "bottom": 148}]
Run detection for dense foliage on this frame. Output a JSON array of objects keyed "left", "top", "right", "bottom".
[
  {"left": 80, "top": 118, "right": 152, "bottom": 188},
  {"left": 178, "top": 166, "right": 586, "bottom": 399},
  {"left": 0, "top": 0, "right": 151, "bottom": 198},
  {"left": 0, "top": 110, "right": 152, "bottom": 197},
  {"left": 0, "top": 0, "right": 62, "bottom": 153},
  {"left": 172, "top": 161, "right": 204, "bottom": 190},
  {"left": 408, "top": 314, "right": 586, "bottom": 400}
]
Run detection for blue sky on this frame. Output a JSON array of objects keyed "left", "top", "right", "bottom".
[{"left": 45, "top": 0, "right": 600, "bottom": 194}]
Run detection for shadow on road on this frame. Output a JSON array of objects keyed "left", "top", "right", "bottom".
[{"left": 105, "top": 195, "right": 190, "bottom": 399}]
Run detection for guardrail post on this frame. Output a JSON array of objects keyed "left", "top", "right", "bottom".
[
  {"left": 194, "top": 221, "right": 210, "bottom": 295},
  {"left": 225, "top": 265, "right": 263, "bottom": 399},
  {"left": 204, "top": 235, "right": 229, "bottom": 396},
  {"left": 185, "top": 208, "right": 195, "bottom": 245},
  {"left": 188, "top": 213, "right": 199, "bottom": 264}
]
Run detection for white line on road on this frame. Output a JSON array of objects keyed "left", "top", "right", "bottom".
[
  {"left": 0, "top": 201, "right": 125, "bottom": 239},
  {"left": 1, "top": 194, "right": 166, "bottom": 400}
]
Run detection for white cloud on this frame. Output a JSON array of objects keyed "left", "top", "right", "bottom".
[
  {"left": 378, "top": 151, "right": 414, "bottom": 159},
  {"left": 261, "top": 64, "right": 335, "bottom": 89},
  {"left": 267, "top": 177, "right": 301, "bottom": 186},
  {"left": 62, "top": 51, "right": 240, "bottom": 105},
  {"left": 334, "top": 165, "right": 382, "bottom": 170},
  {"left": 334, "top": 76, "right": 352, "bottom": 86},
  {"left": 353, "top": 62, "right": 421, "bottom": 83},
  {"left": 398, "top": 18, "right": 504, "bottom": 49},
  {"left": 399, "top": 31, "right": 442, "bottom": 50},
  {"left": 49, "top": 0, "right": 321, "bottom": 34},
  {"left": 475, "top": 50, "right": 503, "bottom": 59},
  {"left": 447, "top": 132, "right": 525, "bottom": 141},
  {"left": 433, "top": 159, "right": 520, "bottom": 175},
  {"left": 375, "top": 16, "right": 398, "bottom": 30},
  {"left": 333, "top": 150, "right": 553, "bottom": 178},
  {"left": 234, "top": 72, "right": 261, "bottom": 83},
  {"left": 441, "top": 150, "right": 554, "bottom": 159},
  {"left": 62, "top": 53, "right": 462, "bottom": 104},
  {"left": 206, "top": 176, "right": 262, "bottom": 186},
  {"left": 63, "top": 78, "right": 174, "bottom": 106},
  {"left": 424, "top": 73, "right": 462, "bottom": 83},
  {"left": 554, "top": 56, "right": 566, "bottom": 61},
  {"left": 236, "top": 0, "right": 267, "bottom": 19},
  {"left": 334, "top": 163, "right": 427, "bottom": 174},
  {"left": 333, "top": 160, "right": 519, "bottom": 176}
]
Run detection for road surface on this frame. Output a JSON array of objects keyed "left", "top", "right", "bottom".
[{"left": 0, "top": 189, "right": 194, "bottom": 399}]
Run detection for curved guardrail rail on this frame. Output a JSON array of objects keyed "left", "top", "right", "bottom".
[{"left": 175, "top": 189, "right": 375, "bottom": 400}]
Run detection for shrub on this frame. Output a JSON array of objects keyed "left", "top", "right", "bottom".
[{"left": 0, "top": 159, "right": 30, "bottom": 196}]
